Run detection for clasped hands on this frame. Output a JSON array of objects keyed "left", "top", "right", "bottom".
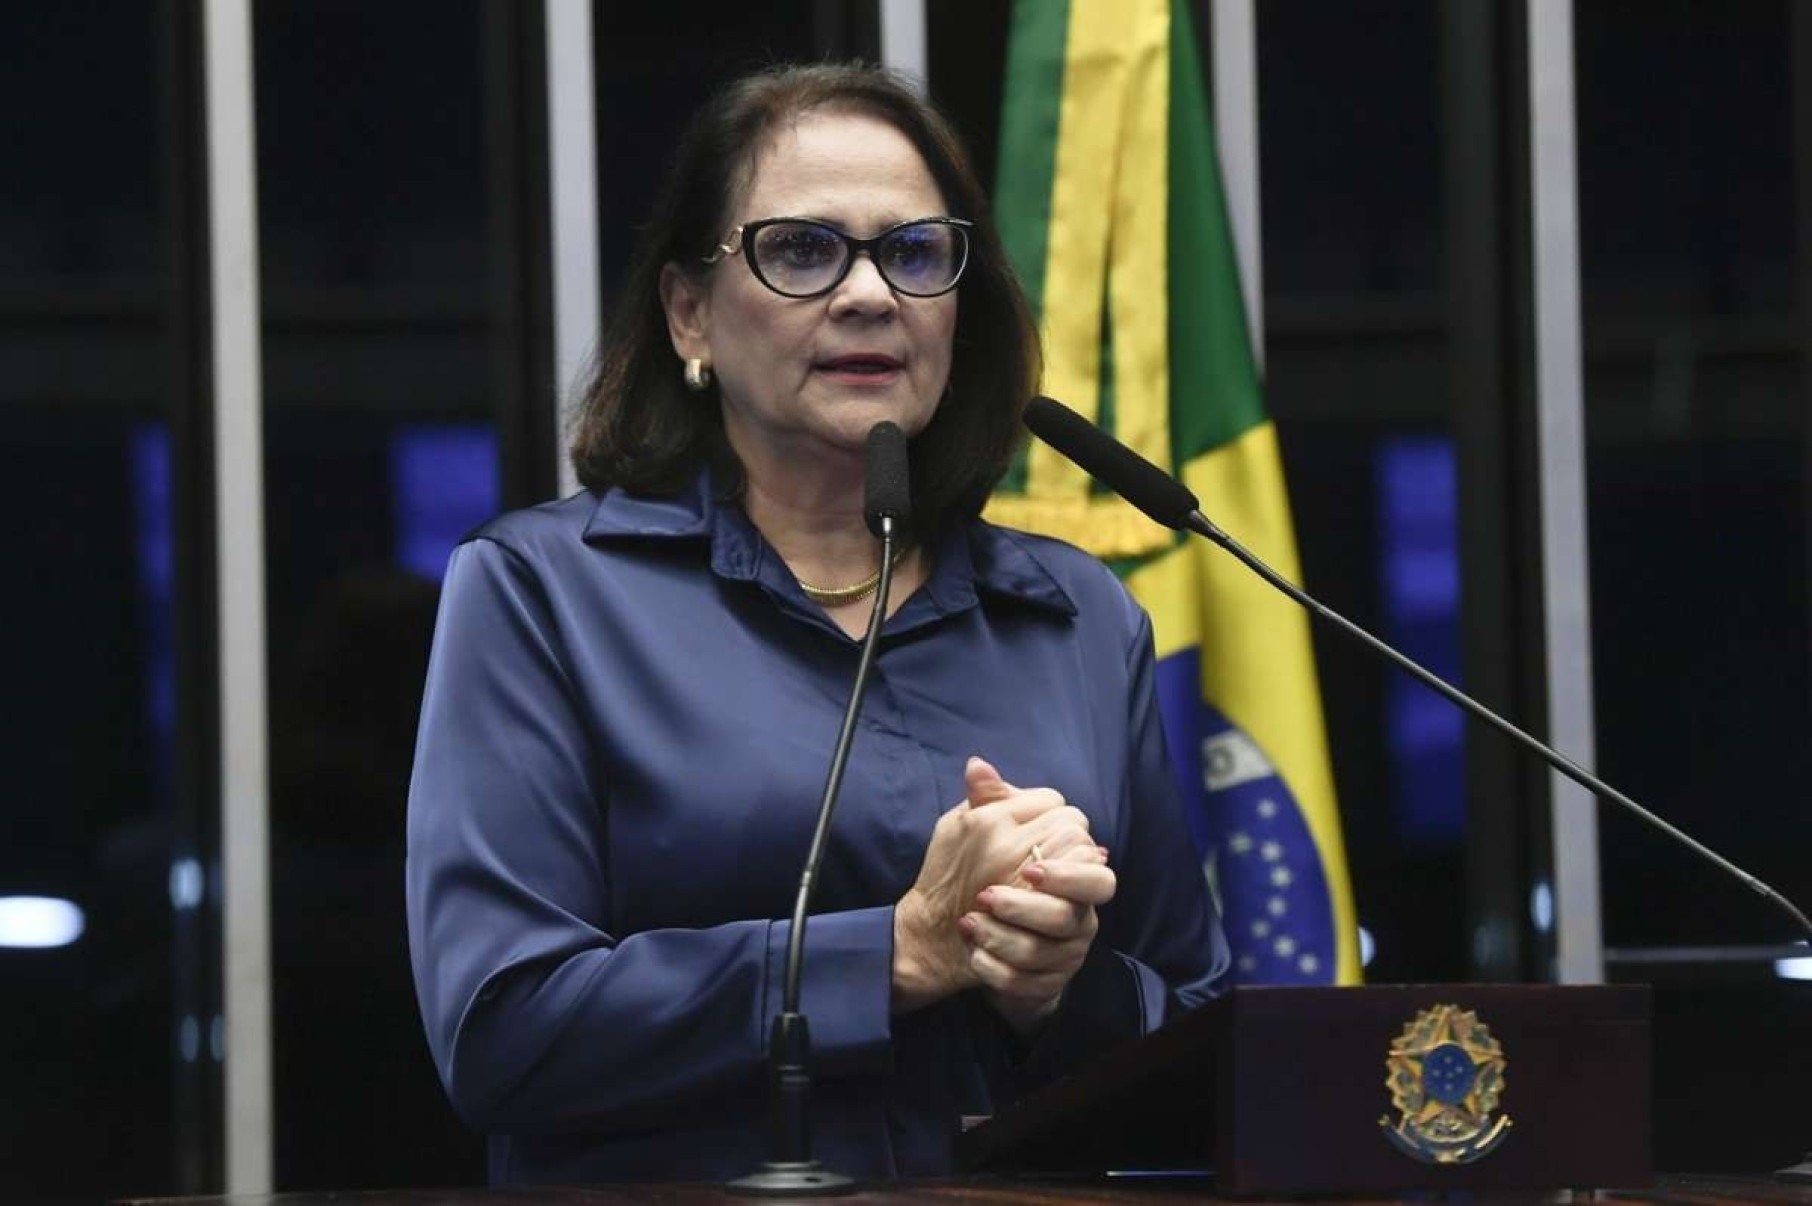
[{"left": 892, "top": 756, "right": 1117, "bottom": 1035}]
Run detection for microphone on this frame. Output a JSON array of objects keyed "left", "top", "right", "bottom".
[
  {"left": 729, "top": 422, "right": 909, "bottom": 1197},
  {"left": 1024, "top": 395, "right": 1200, "bottom": 529},
  {"left": 864, "top": 420, "right": 912, "bottom": 539},
  {"left": 1022, "top": 394, "right": 1812, "bottom": 944}
]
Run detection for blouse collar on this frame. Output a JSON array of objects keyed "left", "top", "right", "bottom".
[{"left": 580, "top": 468, "right": 1077, "bottom": 623}]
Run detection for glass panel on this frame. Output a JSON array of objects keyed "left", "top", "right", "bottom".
[
  {"left": 1577, "top": 0, "right": 1808, "bottom": 951},
  {"left": 1577, "top": 15, "right": 1809, "bottom": 1171},
  {"left": 1255, "top": 0, "right": 1465, "bottom": 980},
  {"left": 0, "top": 5, "right": 205, "bottom": 1201},
  {"left": 254, "top": 0, "right": 505, "bottom": 1189}
]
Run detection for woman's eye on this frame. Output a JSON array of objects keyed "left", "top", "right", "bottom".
[
  {"left": 886, "top": 242, "right": 928, "bottom": 267},
  {"left": 767, "top": 230, "right": 841, "bottom": 268},
  {"left": 883, "top": 232, "right": 945, "bottom": 272}
]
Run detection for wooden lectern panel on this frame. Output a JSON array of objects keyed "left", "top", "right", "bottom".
[{"left": 960, "top": 984, "right": 1652, "bottom": 1195}]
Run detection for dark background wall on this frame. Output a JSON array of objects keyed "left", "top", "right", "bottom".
[{"left": 0, "top": 0, "right": 1805, "bottom": 1198}]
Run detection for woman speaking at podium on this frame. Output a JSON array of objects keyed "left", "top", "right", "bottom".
[{"left": 405, "top": 63, "right": 1228, "bottom": 1185}]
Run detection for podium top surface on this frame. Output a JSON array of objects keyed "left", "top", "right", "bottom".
[{"left": 115, "top": 1173, "right": 1812, "bottom": 1206}]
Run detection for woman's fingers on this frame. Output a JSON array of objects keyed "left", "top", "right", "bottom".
[
  {"left": 897, "top": 765, "right": 1103, "bottom": 1015},
  {"left": 966, "top": 940, "right": 1071, "bottom": 1015},
  {"left": 962, "top": 755, "right": 1016, "bottom": 806},
  {"left": 961, "top": 756, "right": 1081, "bottom": 827},
  {"left": 990, "top": 788, "right": 1075, "bottom": 826},
  {"left": 1018, "top": 820, "right": 1096, "bottom": 861},
  {"left": 1016, "top": 857, "right": 1117, "bottom": 908},
  {"left": 961, "top": 907, "right": 1094, "bottom": 970},
  {"left": 1006, "top": 823, "right": 1097, "bottom": 887},
  {"left": 976, "top": 883, "right": 1103, "bottom": 945},
  {"left": 965, "top": 798, "right": 1089, "bottom": 886},
  {"left": 982, "top": 803, "right": 1090, "bottom": 884},
  {"left": 936, "top": 760, "right": 1115, "bottom": 1032}
]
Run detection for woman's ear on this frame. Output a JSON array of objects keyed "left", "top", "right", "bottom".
[{"left": 659, "top": 263, "right": 711, "bottom": 362}]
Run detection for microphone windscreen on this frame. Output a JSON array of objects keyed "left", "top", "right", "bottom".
[
  {"left": 863, "top": 421, "right": 912, "bottom": 539},
  {"left": 1022, "top": 396, "right": 1199, "bottom": 530}
]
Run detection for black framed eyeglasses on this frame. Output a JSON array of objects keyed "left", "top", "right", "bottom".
[{"left": 702, "top": 216, "right": 973, "bottom": 299}]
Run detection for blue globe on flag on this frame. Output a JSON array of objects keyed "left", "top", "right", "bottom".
[{"left": 1155, "top": 649, "right": 1338, "bottom": 985}]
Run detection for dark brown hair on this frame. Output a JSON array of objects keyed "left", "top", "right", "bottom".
[{"left": 568, "top": 62, "right": 1039, "bottom": 542}]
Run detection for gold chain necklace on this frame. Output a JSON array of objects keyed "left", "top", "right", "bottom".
[{"left": 796, "top": 549, "right": 906, "bottom": 608}]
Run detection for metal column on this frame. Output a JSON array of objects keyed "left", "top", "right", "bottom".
[
  {"left": 201, "top": 0, "right": 271, "bottom": 1189},
  {"left": 1526, "top": 0, "right": 1604, "bottom": 984},
  {"left": 546, "top": 0, "right": 599, "bottom": 498}
]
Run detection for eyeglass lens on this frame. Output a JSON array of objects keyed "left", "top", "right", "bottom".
[{"left": 748, "top": 221, "right": 966, "bottom": 297}]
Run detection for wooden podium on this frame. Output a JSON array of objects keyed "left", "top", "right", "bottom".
[{"left": 959, "top": 984, "right": 1652, "bottom": 1195}]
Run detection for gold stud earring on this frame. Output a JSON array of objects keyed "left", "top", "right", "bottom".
[{"left": 684, "top": 357, "right": 712, "bottom": 392}]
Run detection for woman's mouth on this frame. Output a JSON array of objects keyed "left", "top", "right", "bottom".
[{"left": 816, "top": 354, "right": 903, "bottom": 383}]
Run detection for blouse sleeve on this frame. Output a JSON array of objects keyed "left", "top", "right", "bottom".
[
  {"left": 1013, "top": 606, "right": 1230, "bottom": 1084},
  {"left": 405, "top": 537, "right": 894, "bottom": 1137}
]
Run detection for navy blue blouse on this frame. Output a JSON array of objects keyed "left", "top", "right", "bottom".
[{"left": 405, "top": 471, "right": 1229, "bottom": 1184}]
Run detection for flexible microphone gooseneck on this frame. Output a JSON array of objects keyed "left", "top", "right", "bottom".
[
  {"left": 1022, "top": 394, "right": 1812, "bottom": 944},
  {"left": 728, "top": 421, "right": 911, "bottom": 1197}
]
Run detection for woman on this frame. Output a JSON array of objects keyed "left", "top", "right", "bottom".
[{"left": 406, "top": 63, "right": 1228, "bottom": 1185}]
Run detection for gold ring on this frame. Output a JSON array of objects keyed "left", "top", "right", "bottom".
[{"left": 1029, "top": 843, "right": 1044, "bottom": 865}]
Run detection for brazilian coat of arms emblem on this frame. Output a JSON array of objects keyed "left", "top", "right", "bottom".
[{"left": 1379, "top": 1003, "right": 1513, "bottom": 1165}]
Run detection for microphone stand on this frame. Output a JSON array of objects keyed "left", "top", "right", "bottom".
[
  {"left": 1191, "top": 515, "right": 1812, "bottom": 1183},
  {"left": 727, "top": 517, "right": 898, "bottom": 1197},
  {"left": 1184, "top": 494, "right": 1812, "bottom": 1183},
  {"left": 1190, "top": 510, "right": 1812, "bottom": 1183},
  {"left": 1181, "top": 508, "right": 1812, "bottom": 943},
  {"left": 1024, "top": 394, "right": 1812, "bottom": 1182}
]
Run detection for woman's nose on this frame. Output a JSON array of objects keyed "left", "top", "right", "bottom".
[{"left": 827, "top": 251, "right": 898, "bottom": 316}]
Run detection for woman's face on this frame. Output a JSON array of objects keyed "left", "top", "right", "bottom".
[{"left": 662, "top": 108, "right": 958, "bottom": 477}]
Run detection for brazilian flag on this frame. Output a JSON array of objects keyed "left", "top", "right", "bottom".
[{"left": 985, "top": 0, "right": 1361, "bottom": 984}]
